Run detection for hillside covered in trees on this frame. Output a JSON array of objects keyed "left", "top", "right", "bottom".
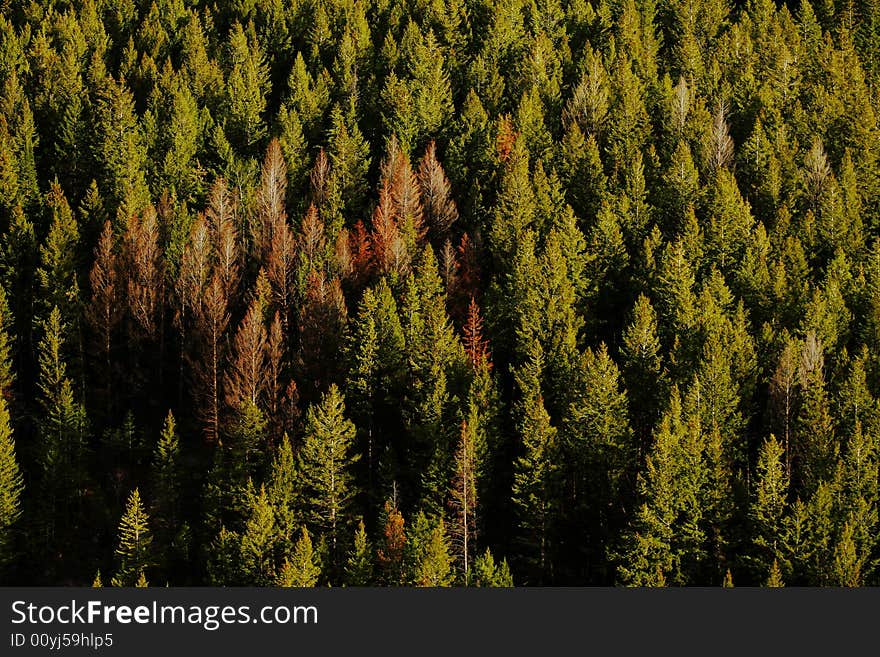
[{"left": 0, "top": 0, "right": 879, "bottom": 587}]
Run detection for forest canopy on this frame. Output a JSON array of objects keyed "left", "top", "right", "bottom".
[{"left": 0, "top": 0, "right": 880, "bottom": 587}]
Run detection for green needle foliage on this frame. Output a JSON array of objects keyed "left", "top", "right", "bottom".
[
  {"left": 0, "top": 395, "right": 23, "bottom": 568},
  {"left": 113, "top": 488, "right": 152, "bottom": 587},
  {"left": 0, "top": 0, "right": 878, "bottom": 587}
]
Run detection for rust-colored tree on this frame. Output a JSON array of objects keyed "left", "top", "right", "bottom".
[
  {"left": 462, "top": 297, "right": 491, "bottom": 372},
  {"left": 370, "top": 179, "right": 407, "bottom": 277},
  {"left": 124, "top": 206, "right": 163, "bottom": 341},
  {"left": 174, "top": 213, "right": 212, "bottom": 406},
  {"left": 368, "top": 137, "right": 432, "bottom": 278},
  {"left": 439, "top": 239, "right": 458, "bottom": 289},
  {"left": 496, "top": 115, "right": 518, "bottom": 163},
  {"left": 176, "top": 214, "right": 212, "bottom": 318},
  {"left": 193, "top": 270, "right": 230, "bottom": 443},
  {"left": 266, "top": 214, "right": 297, "bottom": 334},
  {"left": 121, "top": 204, "right": 165, "bottom": 400},
  {"left": 379, "top": 135, "right": 404, "bottom": 184},
  {"left": 388, "top": 140, "right": 425, "bottom": 246},
  {"left": 87, "top": 220, "right": 122, "bottom": 417},
  {"left": 334, "top": 227, "right": 352, "bottom": 281},
  {"left": 225, "top": 295, "right": 268, "bottom": 412},
  {"left": 348, "top": 219, "right": 373, "bottom": 287},
  {"left": 439, "top": 238, "right": 462, "bottom": 320},
  {"left": 418, "top": 141, "right": 458, "bottom": 244},
  {"left": 377, "top": 498, "right": 407, "bottom": 585}
]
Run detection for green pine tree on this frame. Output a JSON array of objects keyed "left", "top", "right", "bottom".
[
  {"left": 766, "top": 559, "right": 784, "bottom": 587},
  {"left": 472, "top": 548, "right": 514, "bottom": 587},
  {"left": 35, "top": 307, "right": 89, "bottom": 563},
  {"left": 276, "top": 528, "right": 322, "bottom": 587},
  {"left": 617, "top": 388, "right": 707, "bottom": 586},
  {"left": 267, "top": 433, "right": 299, "bottom": 552},
  {"left": 409, "top": 513, "right": 454, "bottom": 586},
  {"left": 794, "top": 334, "right": 837, "bottom": 494},
  {"left": 562, "top": 343, "right": 633, "bottom": 581},
  {"left": 511, "top": 340, "right": 559, "bottom": 584},
  {"left": 112, "top": 488, "right": 152, "bottom": 586},
  {"left": 621, "top": 294, "right": 665, "bottom": 443},
  {"left": 37, "top": 183, "right": 81, "bottom": 324},
  {"left": 225, "top": 22, "right": 269, "bottom": 152},
  {"left": 344, "top": 519, "right": 374, "bottom": 586},
  {"left": 152, "top": 411, "right": 181, "bottom": 528},
  {"left": 298, "top": 385, "right": 360, "bottom": 568},
  {"left": 0, "top": 285, "right": 14, "bottom": 397},
  {"left": 95, "top": 79, "right": 150, "bottom": 219},
  {"left": 240, "top": 484, "right": 279, "bottom": 585},
  {"left": 0, "top": 394, "right": 23, "bottom": 568},
  {"left": 750, "top": 435, "right": 790, "bottom": 582}
]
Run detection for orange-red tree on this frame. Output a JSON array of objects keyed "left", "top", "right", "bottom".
[{"left": 87, "top": 220, "right": 121, "bottom": 417}]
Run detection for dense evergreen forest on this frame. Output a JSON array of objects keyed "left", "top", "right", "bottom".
[{"left": 0, "top": 0, "right": 879, "bottom": 587}]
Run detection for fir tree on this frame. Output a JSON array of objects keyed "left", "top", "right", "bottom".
[
  {"left": 240, "top": 484, "right": 279, "bottom": 585},
  {"left": 751, "top": 436, "right": 790, "bottom": 582},
  {"left": 409, "top": 513, "right": 454, "bottom": 587},
  {"left": 297, "top": 385, "right": 359, "bottom": 567},
  {"left": 562, "top": 344, "right": 633, "bottom": 581},
  {"left": 472, "top": 549, "right": 514, "bottom": 587},
  {"left": 151, "top": 410, "right": 187, "bottom": 580},
  {"left": 0, "top": 284, "right": 13, "bottom": 399},
  {"left": 0, "top": 394, "right": 22, "bottom": 568},
  {"left": 35, "top": 307, "right": 89, "bottom": 565},
  {"left": 112, "top": 488, "right": 152, "bottom": 586},
  {"left": 794, "top": 333, "right": 837, "bottom": 494},
  {"left": 621, "top": 295, "right": 665, "bottom": 445},
  {"left": 617, "top": 388, "right": 707, "bottom": 586},
  {"left": 766, "top": 559, "right": 784, "bottom": 587},
  {"left": 511, "top": 340, "right": 558, "bottom": 584},
  {"left": 225, "top": 22, "right": 269, "bottom": 152},
  {"left": 327, "top": 106, "right": 371, "bottom": 226},
  {"left": 276, "top": 529, "right": 322, "bottom": 587},
  {"left": 152, "top": 410, "right": 181, "bottom": 533},
  {"left": 267, "top": 433, "right": 298, "bottom": 550},
  {"left": 344, "top": 519, "right": 374, "bottom": 586},
  {"left": 95, "top": 79, "right": 150, "bottom": 217},
  {"left": 37, "top": 183, "right": 81, "bottom": 325}
]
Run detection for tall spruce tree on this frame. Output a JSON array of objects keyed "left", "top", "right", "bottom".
[
  {"left": 511, "top": 340, "right": 558, "bottom": 584},
  {"left": 297, "top": 385, "right": 359, "bottom": 568},
  {"left": 617, "top": 388, "right": 707, "bottom": 586},
  {"left": 112, "top": 488, "right": 152, "bottom": 586},
  {"left": 0, "top": 394, "right": 22, "bottom": 569},
  {"left": 562, "top": 344, "right": 633, "bottom": 582},
  {"left": 276, "top": 528, "right": 322, "bottom": 587},
  {"left": 35, "top": 307, "right": 89, "bottom": 572}
]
